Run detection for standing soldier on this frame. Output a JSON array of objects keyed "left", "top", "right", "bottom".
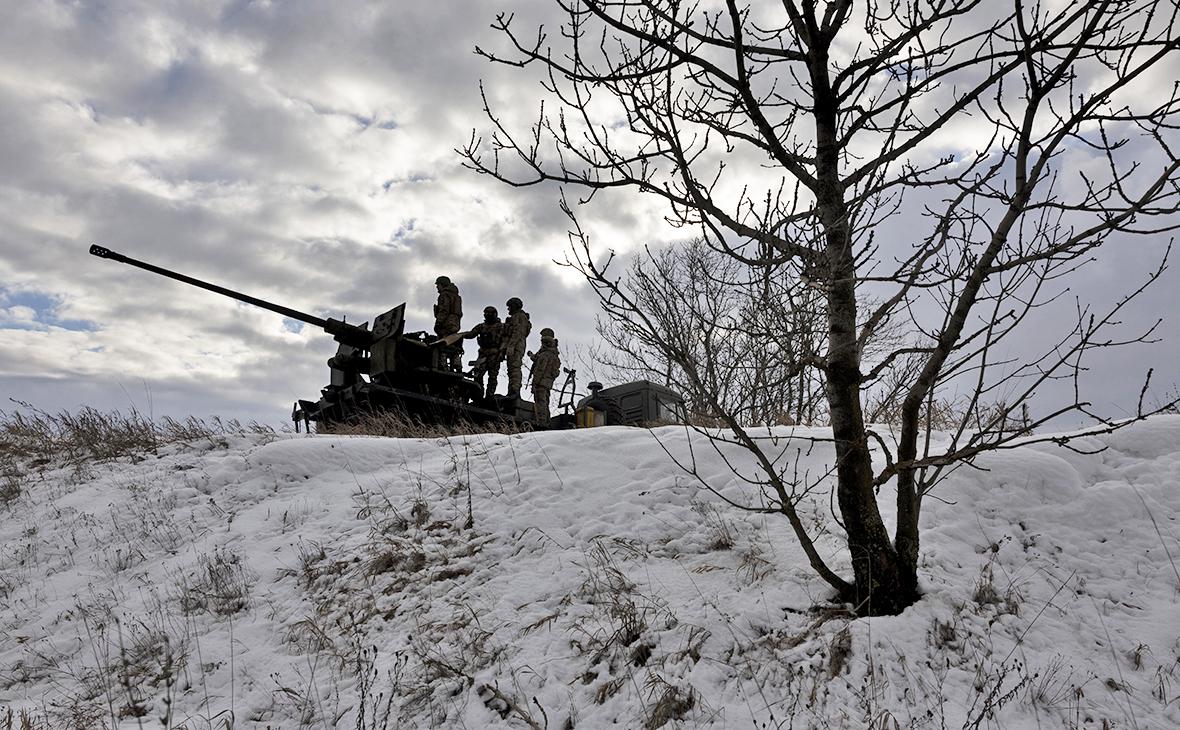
[
  {"left": 501, "top": 296, "right": 531, "bottom": 398},
  {"left": 528, "top": 328, "right": 561, "bottom": 425},
  {"left": 463, "top": 306, "right": 504, "bottom": 399},
  {"left": 433, "top": 275, "right": 463, "bottom": 371}
]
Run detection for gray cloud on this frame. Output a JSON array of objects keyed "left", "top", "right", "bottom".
[{"left": 0, "top": 1, "right": 1175, "bottom": 427}]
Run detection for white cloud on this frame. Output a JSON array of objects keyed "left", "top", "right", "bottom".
[
  {"left": 0, "top": 306, "right": 39, "bottom": 328},
  {"left": 0, "top": 1, "right": 1175, "bottom": 423}
]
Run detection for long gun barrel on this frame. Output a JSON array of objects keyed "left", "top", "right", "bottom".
[{"left": 89, "top": 244, "right": 374, "bottom": 347}]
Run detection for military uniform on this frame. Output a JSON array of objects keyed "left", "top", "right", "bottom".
[
  {"left": 433, "top": 277, "right": 463, "bottom": 371},
  {"left": 502, "top": 298, "right": 531, "bottom": 397},
  {"left": 464, "top": 307, "right": 504, "bottom": 399},
  {"left": 529, "top": 331, "right": 561, "bottom": 425}
]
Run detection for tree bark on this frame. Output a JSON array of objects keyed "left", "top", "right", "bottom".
[{"left": 811, "top": 36, "right": 913, "bottom": 616}]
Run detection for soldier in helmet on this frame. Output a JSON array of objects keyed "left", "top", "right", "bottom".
[
  {"left": 528, "top": 328, "right": 561, "bottom": 425},
  {"left": 500, "top": 296, "right": 531, "bottom": 398},
  {"left": 433, "top": 275, "right": 463, "bottom": 371},
  {"left": 463, "top": 305, "right": 504, "bottom": 399}
]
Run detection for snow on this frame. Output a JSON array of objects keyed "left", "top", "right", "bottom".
[{"left": 1, "top": 417, "right": 1178, "bottom": 728}]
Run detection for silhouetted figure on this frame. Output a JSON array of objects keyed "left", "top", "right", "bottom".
[
  {"left": 433, "top": 275, "right": 463, "bottom": 371},
  {"left": 501, "top": 296, "right": 531, "bottom": 398},
  {"left": 464, "top": 305, "right": 504, "bottom": 399},
  {"left": 529, "top": 327, "right": 561, "bottom": 424}
]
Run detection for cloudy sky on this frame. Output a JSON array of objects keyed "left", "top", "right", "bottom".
[{"left": 1, "top": 1, "right": 1176, "bottom": 426}]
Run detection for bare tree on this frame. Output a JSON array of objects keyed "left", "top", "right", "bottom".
[
  {"left": 593, "top": 237, "right": 830, "bottom": 425},
  {"left": 591, "top": 236, "right": 909, "bottom": 426},
  {"left": 462, "top": 0, "right": 1180, "bottom": 615}
]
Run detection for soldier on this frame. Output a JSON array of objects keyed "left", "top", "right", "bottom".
[
  {"left": 501, "top": 296, "right": 531, "bottom": 398},
  {"left": 463, "top": 305, "right": 504, "bottom": 399},
  {"left": 433, "top": 275, "right": 463, "bottom": 371},
  {"left": 528, "top": 327, "right": 561, "bottom": 425}
]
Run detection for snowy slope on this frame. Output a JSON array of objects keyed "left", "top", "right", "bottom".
[{"left": 1, "top": 418, "right": 1178, "bottom": 728}]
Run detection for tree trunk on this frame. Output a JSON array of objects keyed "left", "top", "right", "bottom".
[
  {"left": 811, "top": 40, "right": 915, "bottom": 616},
  {"left": 825, "top": 244, "right": 914, "bottom": 615}
]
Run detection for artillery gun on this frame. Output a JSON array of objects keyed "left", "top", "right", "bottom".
[
  {"left": 89, "top": 245, "right": 686, "bottom": 431},
  {"left": 88, "top": 244, "right": 531, "bottom": 430}
]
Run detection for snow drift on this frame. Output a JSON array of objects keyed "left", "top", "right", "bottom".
[{"left": 1, "top": 417, "right": 1178, "bottom": 728}]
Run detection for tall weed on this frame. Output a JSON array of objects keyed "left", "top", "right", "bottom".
[{"left": 0, "top": 401, "right": 275, "bottom": 464}]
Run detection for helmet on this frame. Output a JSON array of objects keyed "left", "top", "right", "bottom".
[
  {"left": 506, "top": 296, "right": 523, "bottom": 309},
  {"left": 483, "top": 305, "right": 498, "bottom": 317},
  {"left": 435, "top": 275, "right": 451, "bottom": 286},
  {"left": 540, "top": 327, "right": 555, "bottom": 338}
]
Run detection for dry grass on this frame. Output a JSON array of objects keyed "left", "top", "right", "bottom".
[
  {"left": 0, "top": 401, "right": 275, "bottom": 464},
  {"left": 175, "top": 547, "right": 256, "bottom": 617},
  {"left": 321, "top": 409, "right": 532, "bottom": 439},
  {"left": 643, "top": 675, "right": 696, "bottom": 729},
  {"left": 1, "top": 708, "right": 53, "bottom": 730},
  {"left": 0, "top": 401, "right": 530, "bottom": 466},
  {"left": 0, "top": 467, "right": 22, "bottom": 509}
]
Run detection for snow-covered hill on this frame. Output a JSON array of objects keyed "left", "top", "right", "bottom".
[{"left": 1, "top": 418, "right": 1178, "bottom": 728}]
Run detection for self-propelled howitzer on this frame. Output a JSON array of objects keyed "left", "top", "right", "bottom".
[{"left": 88, "top": 244, "right": 504, "bottom": 429}]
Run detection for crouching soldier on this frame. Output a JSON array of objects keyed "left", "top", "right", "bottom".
[
  {"left": 464, "top": 306, "right": 504, "bottom": 399},
  {"left": 528, "top": 328, "right": 561, "bottom": 425}
]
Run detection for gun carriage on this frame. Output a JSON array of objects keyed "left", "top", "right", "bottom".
[{"left": 88, "top": 244, "right": 683, "bottom": 431}]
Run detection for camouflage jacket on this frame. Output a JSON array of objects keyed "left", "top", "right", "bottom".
[
  {"left": 529, "top": 342, "right": 561, "bottom": 387},
  {"left": 434, "top": 284, "right": 462, "bottom": 330},
  {"left": 502, "top": 310, "right": 531, "bottom": 351},
  {"left": 466, "top": 319, "right": 503, "bottom": 354}
]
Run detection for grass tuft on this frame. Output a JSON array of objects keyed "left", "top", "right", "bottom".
[
  {"left": 0, "top": 400, "right": 275, "bottom": 464},
  {"left": 321, "top": 409, "right": 531, "bottom": 439},
  {"left": 175, "top": 547, "right": 256, "bottom": 617}
]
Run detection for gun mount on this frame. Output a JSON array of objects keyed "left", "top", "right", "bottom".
[
  {"left": 88, "top": 244, "right": 531, "bottom": 430},
  {"left": 89, "top": 244, "right": 687, "bottom": 432}
]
